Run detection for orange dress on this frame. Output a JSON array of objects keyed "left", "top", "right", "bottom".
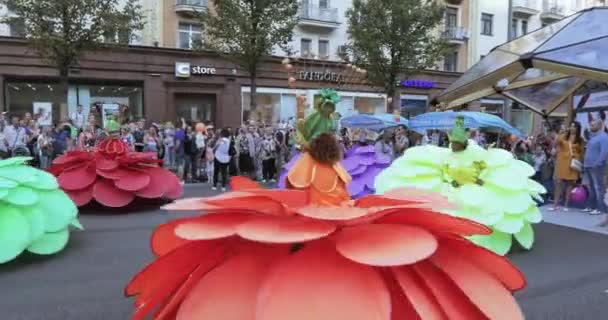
[
  {"left": 555, "top": 135, "right": 583, "bottom": 181},
  {"left": 285, "top": 153, "right": 351, "bottom": 206}
]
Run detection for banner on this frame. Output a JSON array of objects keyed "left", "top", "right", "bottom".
[{"left": 33, "top": 102, "right": 52, "bottom": 126}]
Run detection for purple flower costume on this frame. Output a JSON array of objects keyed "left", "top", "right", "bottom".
[{"left": 279, "top": 144, "right": 392, "bottom": 198}]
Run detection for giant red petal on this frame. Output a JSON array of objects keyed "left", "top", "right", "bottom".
[
  {"left": 204, "top": 195, "right": 288, "bottom": 216},
  {"left": 176, "top": 248, "right": 286, "bottom": 320},
  {"left": 114, "top": 170, "right": 151, "bottom": 192},
  {"left": 151, "top": 217, "right": 201, "bottom": 256},
  {"left": 335, "top": 224, "right": 437, "bottom": 266},
  {"left": 295, "top": 205, "right": 369, "bottom": 221},
  {"left": 379, "top": 269, "right": 421, "bottom": 320},
  {"left": 136, "top": 167, "right": 170, "bottom": 199},
  {"left": 430, "top": 247, "right": 524, "bottom": 320},
  {"left": 57, "top": 162, "right": 97, "bottom": 190},
  {"left": 126, "top": 241, "right": 228, "bottom": 319},
  {"left": 392, "top": 266, "right": 446, "bottom": 319},
  {"left": 256, "top": 241, "right": 390, "bottom": 320},
  {"left": 52, "top": 151, "right": 92, "bottom": 165},
  {"left": 442, "top": 236, "right": 526, "bottom": 291},
  {"left": 66, "top": 185, "right": 95, "bottom": 207},
  {"left": 175, "top": 213, "right": 252, "bottom": 240},
  {"left": 413, "top": 261, "right": 486, "bottom": 320},
  {"left": 96, "top": 157, "right": 119, "bottom": 171},
  {"left": 235, "top": 216, "right": 336, "bottom": 243},
  {"left": 376, "top": 209, "right": 491, "bottom": 236},
  {"left": 229, "top": 176, "right": 263, "bottom": 191},
  {"left": 97, "top": 167, "right": 130, "bottom": 180},
  {"left": 384, "top": 188, "right": 457, "bottom": 211},
  {"left": 355, "top": 194, "right": 422, "bottom": 208},
  {"left": 93, "top": 178, "right": 135, "bottom": 207},
  {"left": 243, "top": 189, "right": 309, "bottom": 208},
  {"left": 163, "top": 170, "right": 183, "bottom": 199}
]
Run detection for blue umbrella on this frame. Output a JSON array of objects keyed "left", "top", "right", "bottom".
[
  {"left": 340, "top": 114, "right": 389, "bottom": 132},
  {"left": 373, "top": 113, "right": 409, "bottom": 127},
  {"left": 409, "top": 111, "right": 524, "bottom": 137}
]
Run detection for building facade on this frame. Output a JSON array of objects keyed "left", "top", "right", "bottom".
[{"left": 0, "top": 38, "right": 460, "bottom": 128}]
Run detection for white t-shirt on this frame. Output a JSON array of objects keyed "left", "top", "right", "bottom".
[{"left": 214, "top": 137, "right": 231, "bottom": 163}]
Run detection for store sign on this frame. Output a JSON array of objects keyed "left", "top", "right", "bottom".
[
  {"left": 175, "top": 62, "right": 217, "bottom": 78},
  {"left": 399, "top": 79, "right": 435, "bottom": 89},
  {"left": 298, "top": 70, "right": 344, "bottom": 83}
]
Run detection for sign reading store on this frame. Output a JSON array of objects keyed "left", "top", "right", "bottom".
[
  {"left": 175, "top": 62, "right": 217, "bottom": 78},
  {"left": 298, "top": 70, "right": 344, "bottom": 83}
]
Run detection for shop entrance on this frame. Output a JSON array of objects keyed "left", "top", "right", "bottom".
[{"left": 174, "top": 93, "right": 216, "bottom": 124}]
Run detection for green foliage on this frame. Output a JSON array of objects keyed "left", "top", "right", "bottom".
[
  {"left": 201, "top": 0, "right": 298, "bottom": 73},
  {"left": 346, "top": 0, "right": 447, "bottom": 96},
  {"left": 1, "top": 0, "right": 145, "bottom": 76}
]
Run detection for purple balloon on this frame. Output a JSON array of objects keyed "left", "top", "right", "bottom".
[{"left": 570, "top": 185, "right": 588, "bottom": 204}]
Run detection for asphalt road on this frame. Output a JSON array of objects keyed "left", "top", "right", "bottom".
[{"left": 1, "top": 185, "right": 608, "bottom": 320}]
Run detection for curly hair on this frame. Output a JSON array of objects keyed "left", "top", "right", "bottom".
[{"left": 308, "top": 133, "right": 342, "bottom": 164}]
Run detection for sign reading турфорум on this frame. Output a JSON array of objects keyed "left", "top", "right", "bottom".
[
  {"left": 298, "top": 70, "right": 344, "bottom": 83},
  {"left": 175, "top": 62, "right": 217, "bottom": 78}
]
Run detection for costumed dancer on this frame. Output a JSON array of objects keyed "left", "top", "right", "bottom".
[
  {"left": 48, "top": 120, "right": 182, "bottom": 208},
  {"left": 124, "top": 100, "right": 527, "bottom": 319},
  {"left": 279, "top": 90, "right": 389, "bottom": 199},
  {"left": 376, "top": 115, "right": 546, "bottom": 255},
  {"left": 0, "top": 157, "right": 81, "bottom": 263}
]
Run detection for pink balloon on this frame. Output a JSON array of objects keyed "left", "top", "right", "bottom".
[{"left": 570, "top": 185, "right": 588, "bottom": 204}]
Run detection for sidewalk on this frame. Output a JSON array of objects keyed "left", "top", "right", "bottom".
[{"left": 541, "top": 206, "right": 608, "bottom": 235}]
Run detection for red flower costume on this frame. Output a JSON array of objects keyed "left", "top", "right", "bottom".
[
  {"left": 48, "top": 138, "right": 182, "bottom": 208},
  {"left": 125, "top": 177, "right": 525, "bottom": 320}
]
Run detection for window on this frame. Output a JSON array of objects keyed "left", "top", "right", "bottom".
[
  {"left": 9, "top": 18, "right": 25, "bottom": 38},
  {"left": 521, "top": 20, "right": 528, "bottom": 35},
  {"left": 178, "top": 22, "right": 202, "bottom": 49},
  {"left": 481, "top": 13, "right": 493, "bottom": 36},
  {"left": 318, "top": 40, "right": 329, "bottom": 59},
  {"left": 443, "top": 51, "right": 458, "bottom": 72},
  {"left": 511, "top": 19, "right": 518, "bottom": 38},
  {"left": 300, "top": 38, "right": 312, "bottom": 56},
  {"left": 400, "top": 94, "right": 428, "bottom": 118},
  {"left": 319, "top": 0, "right": 329, "bottom": 8},
  {"left": 445, "top": 7, "right": 458, "bottom": 29}
]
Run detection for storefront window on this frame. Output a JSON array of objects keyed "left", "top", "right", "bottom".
[
  {"left": 5, "top": 82, "right": 144, "bottom": 126},
  {"left": 354, "top": 97, "right": 385, "bottom": 114},
  {"left": 400, "top": 94, "right": 428, "bottom": 118},
  {"left": 511, "top": 109, "right": 533, "bottom": 136},
  {"left": 242, "top": 92, "right": 297, "bottom": 126}
]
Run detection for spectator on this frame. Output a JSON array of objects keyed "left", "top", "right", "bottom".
[
  {"left": 70, "top": 105, "right": 86, "bottom": 130},
  {"left": 163, "top": 122, "right": 176, "bottom": 170},
  {"left": 532, "top": 145, "right": 547, "bottom": 182},
  {"left": 133, "top": 119, "right": 146, "bottom": 152},
  {"left": 375, "top": 130, "right": 395, "bottom": 161},
  {"left": 261, "top": 127, "right": 277, "bottom": 182},
  {"left": 551, "top": 121, "right": 584, "bottom": 212},
  {"left": 37, "top": 126, "right": 54, "bottom": 169},
  {"left": 394, "top": 125, "right": 409, "bottom": 157},
  {"left": 213, "top": 129, "right": 231, "bottom": 191},
  {"left": 78, "top": 125, "right": 96, "bottom": 151},
  {"left": 143, "top": 126, "right": 159, "bottom": 156},
  {"left": 183, "top": 125, "right": 199, "bottom": 183},
  {"left": 120, "top": 126, "right": 134, "bottom": 150},
  {"left": 4, "top": 115, "right": 28, "bottom": 156},
  {"left": 583, "top": 119, "right": 608, "bottom": 216},
  {"left": 174, "top": 119, "right": 187, "bottom": 183}
]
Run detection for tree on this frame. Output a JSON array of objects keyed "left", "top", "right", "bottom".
[
  {"left": 201, "top": 0, "right": 298, "bottom": 119},
  {"left": 346, "top": 0, "right": 447, "bottom": 112},
  {"left": 1, "top": 0, "right": 145, "bottom": 101}
]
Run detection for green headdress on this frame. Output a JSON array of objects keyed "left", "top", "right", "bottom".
[
  {"left": 296, "top": 89, "right": 342, "bottom": 146},
  {"left": 448, "top": 115, "right": 468, "bottom": 144},
  {"left": 105, "top": 115, "right": 120, "bottom": 133}
]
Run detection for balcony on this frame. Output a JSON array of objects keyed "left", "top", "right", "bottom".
[
  {"left": 298, "top": 4, "right": 340, "bottom": 29},
  {"left": 444, "top": 26, "right": 469, "bottom": 44},
  {"left": 512, "top": 0, "right": 539, "bottom": 17},
  {"left": 540, "top": 1, "right": 565, "bottom": 21},
  {"left": 175, "top": 0, "right": 207, "bottom": 15}
]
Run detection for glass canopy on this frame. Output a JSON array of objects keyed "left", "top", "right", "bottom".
[{"left": 438, "top": 7, "right": 608, "bottom": 116}]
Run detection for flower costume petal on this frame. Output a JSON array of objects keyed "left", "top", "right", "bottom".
[
  {"left": 0, "top": 158, "right": 80, "bottom": 263},
  {"left": 375, "top": 141, "right": 545, "bottom": 255},
  {"left": 49, "top": 137, "right": 182, "bottom": 208},
  {"left": 125, "top": 177, "right": 526, "bottom": 319}
]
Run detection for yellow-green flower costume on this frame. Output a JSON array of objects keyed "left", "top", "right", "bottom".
[
  {"left": 375, "top": 116, "right": 545, "bottom": 255},
  {"left": 0, "top": 157, "right": 81, "bottom": 263}
]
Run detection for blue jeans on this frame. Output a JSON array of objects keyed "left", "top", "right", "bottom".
[{"left": 584, "top": 166, "right": 606, "bottom": 212}]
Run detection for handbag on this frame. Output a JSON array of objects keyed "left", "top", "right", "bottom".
[{"left": 569, "top": 142, "right": 582, "bottom": 172}]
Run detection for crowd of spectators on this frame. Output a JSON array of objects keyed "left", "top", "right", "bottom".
[{"left": 2, "top": 105, "right": 608, "bottom": 225}]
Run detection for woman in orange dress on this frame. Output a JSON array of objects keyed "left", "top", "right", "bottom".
[{"left": 551, "top": 121, "right": 584, "bottom": 211}]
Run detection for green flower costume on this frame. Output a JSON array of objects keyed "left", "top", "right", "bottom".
[
  {"left": 375, "top": 116, "right": 545, "bottom": 255},
  {"left": 296, "top": 88, "right": 342, "bottom": 146},
  {"left": 0, "top": 157, "right": 81, "bottom": 263}
]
